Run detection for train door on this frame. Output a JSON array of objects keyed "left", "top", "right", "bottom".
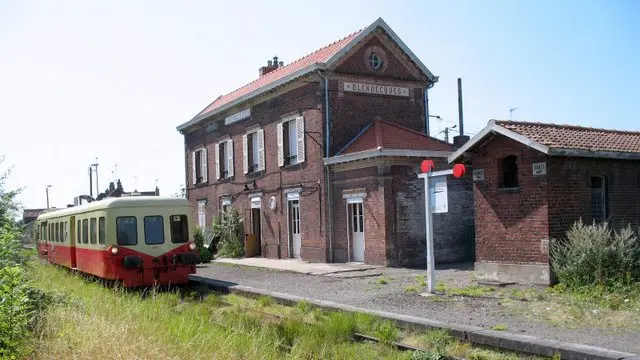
[{"left": 70, "top": 216, "right": 77, "bottom": 269}]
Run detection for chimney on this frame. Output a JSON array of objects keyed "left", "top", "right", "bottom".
[
  {"left": 116, "top": 179, "right": 123, "bottom": 191},
  {"left": 452, "top": 77, "right": 470, "bottom": 150},
  {"left": 109, "top": 181, "right": 115, "bottom": 192},
  {"left": 258, "top": 55, "right": 282, "bottom": 77}
]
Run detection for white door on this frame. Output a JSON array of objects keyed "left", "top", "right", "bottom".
[
  {"left": 350, "top": 202, "right": 365, "bottom": 262},
  {"left": 289, "top": 200, "right": 301, "bottom": 258}
]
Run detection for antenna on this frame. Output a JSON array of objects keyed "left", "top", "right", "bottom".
[{"left": 509, "top": 106, "right": 519, "bottom": 120}]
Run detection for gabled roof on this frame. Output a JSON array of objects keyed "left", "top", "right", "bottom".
[
  {"left": 325, "top": 119, "right": 452, "bottom": 165},
  {"left": 177, "top": 17, "right": 438, "bottom": 133},
  {"left": 449, "top": 119, "right": 640, "bottom": 163}
]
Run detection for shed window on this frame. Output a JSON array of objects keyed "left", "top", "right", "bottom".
[
  {"left": 144, "top": 216, "right": 165, "bottom": 245},
  {"left": 116, "top": 217, "right": 138, "bottom": 245},
  {"left": 591, "top": 176, "right": 608, "bottom": 223},
  {"left": 500, "top": 155, "right": 518, "bottom": 188}
]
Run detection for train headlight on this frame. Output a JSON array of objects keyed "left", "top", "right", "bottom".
[
  {"left": 109, "top": 246, "right": 119, "bottom": 256},
  {"left": 188, "top": 242, "right": 196, "bottom": 251}
]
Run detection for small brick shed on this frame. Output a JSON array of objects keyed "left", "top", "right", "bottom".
[{"left": 449, "top": 119, "right": 640, "bottom": 284}]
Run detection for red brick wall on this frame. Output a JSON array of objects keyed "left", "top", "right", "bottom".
[
  {"left": 471, "top": 135, "right": 550, "bottom": 265},
  {"left": 185, "top": 83, "right": 328, "bottom": 262},
  {"left": 547, "top": 157, "right": 640, "bottom": 241}
]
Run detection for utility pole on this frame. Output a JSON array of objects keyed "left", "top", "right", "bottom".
[
  {"left": 45, "top": 185, "right": 52, "bottom": 209},
  {"left": 444, "top": 127, "right": 449, "bottom": 143},
  {"left": 91, "top": 158, "right": 99, "bottom": 196},
  {"left": 88, "top": 166, "right": 93, "bottom": 197},
  {"left": 509, "top": 106, "right": 519, "bottom": 120}
]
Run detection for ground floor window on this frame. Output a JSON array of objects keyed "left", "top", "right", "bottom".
[{"left": 197, "top": 200, "right": 206, "bottom": 228}]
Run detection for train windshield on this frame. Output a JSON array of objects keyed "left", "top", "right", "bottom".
[
  {"left": 144, "top": 216, "right": 165, "bottom": 245},
  {"left": 170, "top": 215, "right": 189, "bottom": 243},
  {"left": 116, "top": 217, "right": 138, "bottom": 245}
]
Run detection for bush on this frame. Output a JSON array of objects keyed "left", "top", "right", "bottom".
[
  {"left": 213, "top": 208, "right": 245, "bottom": 258},
  {"left": 551, "top": 219, "right": 640, "bottom": 289},
  {"left": 193, "top": 227, "right": 213, "bottom": 263}
]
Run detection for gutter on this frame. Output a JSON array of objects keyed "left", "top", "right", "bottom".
[{"left": 317, "top": 70, "right": 334, "bottom": 263}]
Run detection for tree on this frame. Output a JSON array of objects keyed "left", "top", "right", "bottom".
[{"left": 0, "top": 155, "right": 21, "bottom": 230}]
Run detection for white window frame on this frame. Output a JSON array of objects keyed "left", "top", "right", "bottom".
[
  {"left": 197, "top": 200, "right": 207, "bottom": 228},
  {"left": 215, "top": 137, "right": 234, "bottom": 180},
  {"left": 243, "top": 126, "right": 265, "bottom": 174},
  {"left": 277, "top": 115, "right": 305, "bottom": 167},
  {"left": 220, "top": 197, "right": 231, "bottom": 218},
  {"left": 192, "top": 146, "right": 208, "bottom": 185}
]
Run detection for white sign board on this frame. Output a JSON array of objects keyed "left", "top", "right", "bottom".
[
  {"left": 429, "top": 176, "right": 448, "bottom": 213},
  {"left": 473, "top": 169, "right": 485, "bottom": 181},
  {"left": 224, "top": 108, "right": 251, "bottom": 125},
  {"left": 343, "top": 82, "right": 409, "bottom": 97},
  {"left": 533, "top": 162, "right": 547, "bottom": 176}
]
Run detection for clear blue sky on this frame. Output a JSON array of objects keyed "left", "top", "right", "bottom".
[{"left": 1, "top": 0, "right": 639, "bottom": 211}]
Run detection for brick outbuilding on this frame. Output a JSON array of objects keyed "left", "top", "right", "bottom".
[
  {"left": 449, "top": 119, "right": 640, "bottom": 284},
  {"left": 176, "top": 18, "right": 475, "bottom": 266}
]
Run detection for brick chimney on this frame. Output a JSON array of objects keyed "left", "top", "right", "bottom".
[{"left": 259, "top": 56, "right": 283, "bottom": 77}]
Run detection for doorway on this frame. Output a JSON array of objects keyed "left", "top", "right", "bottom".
[
  {"left": 288, "top": 199, "right": 301, "bottom": 258},
  {"left": 250, "top": 198, "right": 262, "bottom": 256},
  {"left": 348, "top": 201, "right": 365, "bottom": 262}
]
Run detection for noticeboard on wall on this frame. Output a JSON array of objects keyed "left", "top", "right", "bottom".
[{"left": 430, "top": 175, "right": 448, "bottom": 214}]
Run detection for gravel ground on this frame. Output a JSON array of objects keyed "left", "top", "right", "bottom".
[{"left": 194, "top": 262, "right": 640, "bottom": 354}]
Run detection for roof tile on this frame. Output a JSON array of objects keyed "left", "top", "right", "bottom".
[{"left": 495, "top": 120, "right": 640, "bottom": 153}]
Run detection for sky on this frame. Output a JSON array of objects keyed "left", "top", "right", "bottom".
[{"left": 1, "top": 0, "right": 639, "bottom": 212}]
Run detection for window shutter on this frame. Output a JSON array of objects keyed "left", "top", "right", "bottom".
[
  {"left": 191, "top": 151, "right": 197, "bottom": 184},
  {"left": 227, "top": 140, "right": 234, "bottom": 178},
  {"left": 277, "top": 122, "right": 284, "bottom": 167},
  {"left": 214, "top": 143, "right": 220, "bottom": 180},
  {"left": 296, "top": 116, "right": 305, "bottom": 163},
  {"left": 257, "top": 129, "right": 265, "bottom": 171},
  {"left": 201, "top": 148, "right": 208, "bottom": 183},
  {"left": 242, "top": 134, "right": 248, "bottom": 174}
]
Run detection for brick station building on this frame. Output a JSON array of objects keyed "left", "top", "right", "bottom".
[
  {"left": 449, "top": 119, "right": 640, "bottom": 284},
  {"left": 177, "top": 18, "right": 474, "bottom": 266}
]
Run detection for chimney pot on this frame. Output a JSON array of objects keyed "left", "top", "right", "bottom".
[
  {"left": 267, "top": 60, "right": 273, "bottom": 67},
  {"left": 279, "top": 61, "right": 283, "bottom": 67}
]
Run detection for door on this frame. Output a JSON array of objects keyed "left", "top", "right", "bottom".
[
  {"left": 288, "top": 199, "right": 301, "bottom": 258},
  {"left": 70, "top": 216, "right": 77, "bottom": 269},
  {"left": 251, "top": 208, "right": 262, "bottom": 256},
  {"left": 349, "top": 201, "right": 365, "bottom": 262}
]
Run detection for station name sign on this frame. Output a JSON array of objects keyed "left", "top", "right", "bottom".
[
  {"left": 224, "top": 108, "right": 251, "bottom": 125},
  {"left": 343, "top": 82, "right": 409, "bottom": 97}
]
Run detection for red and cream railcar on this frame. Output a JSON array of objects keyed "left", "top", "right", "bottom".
[{"left": 35, "top": 196, "right": 199, "bottom": 287}]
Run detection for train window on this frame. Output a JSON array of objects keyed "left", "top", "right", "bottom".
[
  {"left": 82, "top": 219, "right": 89, "bottom": 244},
  {"left": 90, "top": 218, "right": 97, "bottom": 244},
  {"left": 54, "top": 223, "right": 59, "bottom": 242},
  {"left": 65, "top": 222, "right": 68, "bottom": 243},
  {"left": 144, "top": 216, "right": 165, "bottom": 245},
  {"left": 116, "top": 217, "right": 138, "bottom": 246},
  {"left": 98, "top": 217, "right": 106, "bottom": 245},
  {"left": 170, "top": 215, "right": 189, "bottom": 243},
  {"left": 59, "top": 223, "right": 64, "bottom": 243},
  {"left": 77, "top": 220, "right": 81, "bottom": 245}
]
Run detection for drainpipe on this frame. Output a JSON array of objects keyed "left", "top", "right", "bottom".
[
  {"left": 424, "top": 82, "right": 434, "bottom": 136},
  {"left": 317, "top": 70, "right": 334, "bottom": 263},
  {"left": 183, "top": 136, "right": 189, "bottom": 200}
]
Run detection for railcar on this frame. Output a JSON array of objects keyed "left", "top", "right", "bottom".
[{"left": 35, "top": 196, "right": 199, "bottom": 287}]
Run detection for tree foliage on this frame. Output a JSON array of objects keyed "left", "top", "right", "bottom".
[{"left": 213, "top": 208, "right": 244, "bottom": 258}]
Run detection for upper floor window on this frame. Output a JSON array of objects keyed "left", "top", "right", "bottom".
[
  {"left": 215, "top": 138, "right": 234, "bottom": 180},
  {"left": 277, "top": 116, "right": 305, "bottom": 167},
  {"left": 192, "top": 147, "right": 208, "bottom": 185},
  {"left": 500, "top": 155, "right": 518, "bottom": 188},
  {"left": 243, "top": 128, "right": 265, "bottom": 174},
  {"left": 368, "top": 53, "right": 382, "bottom": 70}
]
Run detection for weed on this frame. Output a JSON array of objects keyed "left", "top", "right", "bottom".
[
  {"left": 378, "top": 277, "right": 390, "bottom": 285},
  {"left": 257, "top": 295, "right": 275, "bottom": 307},
  {"left": 295, "top": 300, "right": 313, "bottom": 314},
  {"left": 416, "top": 275, "right": 427, "bottom": 287},
  {"left": 373, "top": 320, "right": 399, "bottom": 344},
  {"left": 491, "top": 324, "right": 507, "bottom": 331},
  {"left": 405, "top": 285, "right": 420, "bottom": 293}
]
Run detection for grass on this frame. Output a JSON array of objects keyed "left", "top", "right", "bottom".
[{"left": 25, "top": 259, "right": 551, "bottom": 360}]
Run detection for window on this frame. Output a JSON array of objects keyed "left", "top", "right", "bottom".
[
  {"left": 77, "top": 220, "right": 81, "bottom": 245},
  {"left": 144, "top": 216, "right": 165, "bottom": 245},
  {"left": 82, "top": 219, "right": 89, "bottom": 244},
  {"left": 368, "top": 53, "right": 382, "bottom": 70},
  {"left": 98, "top": 217, "right": 106, "bottom": 245},
  {"left": 243, "top": 129, "right": 264, "bottom": 174},
  {"left": 55, "top": 223, "right": 59, "bottom": 242},
  {"left": 215, "top": 139, "right": 234, "bottom": 179},
  {"left": 221, "top": 198, "right": 231, "bottom": 219},
  {"left": 90, "top": 218, "right": 97, "bottom": 244},
  {"left": 277, "top": 117, "right": 305, "bottom": 167},
  {"left": 192, "top": 148, "right": 208, "bottom": 184},
  {"left": 591, "top": 176, "right": 608, "bottom": 223},
  {"left": 197, "top": 201, "right": 206, "bottom": 228},
  {"left": 116, "top": 217, "right": 138, "bottom": 245},
  {"left": 500, "top": 155, "right": 518, "bottom": 188},
  {"left": 170, "top": 215, "right": 189, "bottom": 243}
]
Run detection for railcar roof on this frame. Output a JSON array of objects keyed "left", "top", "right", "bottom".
[{"left": 37, "top": 196, "right": 190, "bottom": 220}]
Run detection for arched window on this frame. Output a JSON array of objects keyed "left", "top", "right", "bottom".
[{"left": 501, "top": 155, "right": 518, "bottom": 188}]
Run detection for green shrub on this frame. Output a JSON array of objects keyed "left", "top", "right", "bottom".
[
  {"left": 193, "top": 227, "right": 213, "bottom": 263},
  {"left": 214, "top": 208, "right": 245, "bottom": 258},
  {"left": 551, "top": 219, "right": 640, "bottom": 288}
]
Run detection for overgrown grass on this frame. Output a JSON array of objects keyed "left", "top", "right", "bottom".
[{"left": 27, "top": 261, "right": 549, "bottom": 360}]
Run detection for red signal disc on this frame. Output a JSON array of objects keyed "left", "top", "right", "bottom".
[
  {"left": 421, "top": 160, "right": 435, "bottom": 173},
  {"left": 453, "top": 163, "right": 466, "bottom": 178}
]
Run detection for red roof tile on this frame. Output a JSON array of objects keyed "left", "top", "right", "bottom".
[
  {"left": 197, "top": 30, "right": 363, "bottom": 118},
  {"left": 339, "top": 120, "right": 453, "bottom": 155},
  {"left": 495, "top": 120, "right": 640, "bottom": 153}
]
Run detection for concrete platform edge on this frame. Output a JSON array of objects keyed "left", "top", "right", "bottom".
[{"left": 189, "top": 275, "right": 638, "bottom": 360}]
